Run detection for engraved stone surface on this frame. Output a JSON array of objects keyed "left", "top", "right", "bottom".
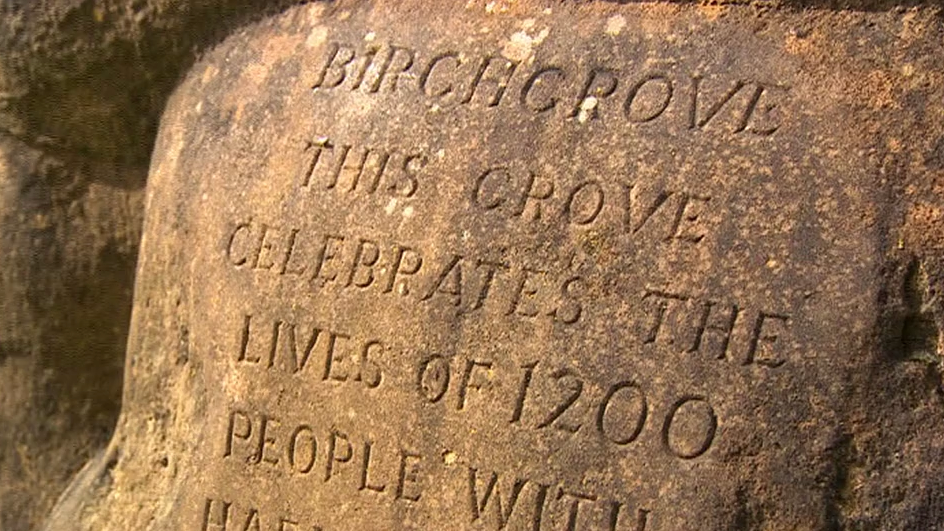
[{"left": 46, "top": 1, "right": 944, "bottom": 530}]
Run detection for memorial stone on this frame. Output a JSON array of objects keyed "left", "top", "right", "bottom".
[{"left": 46, "top": 1, "right": 944, "bottom": 530}]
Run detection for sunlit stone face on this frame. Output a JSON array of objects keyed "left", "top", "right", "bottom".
[{"left": 126, "top": 1, "right": 899, "bottom": 529}]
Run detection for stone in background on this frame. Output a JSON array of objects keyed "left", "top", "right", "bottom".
[{"left": 0, "top": 1, "right": 295, "bottom": 528}]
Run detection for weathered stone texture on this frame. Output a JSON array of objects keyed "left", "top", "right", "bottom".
[
  {"left": 0, "top": 1, "right": 297, "bottom": 529},
  {"left": 0, "top": 135, "right": 142, "bottom": 531},
  {"left": 41, "top": 1, "right": 944, "bottom": 530}
]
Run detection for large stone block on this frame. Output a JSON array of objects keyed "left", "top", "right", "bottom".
[{"left": 46, "top": 1, "right": 944, "bottom": 529}]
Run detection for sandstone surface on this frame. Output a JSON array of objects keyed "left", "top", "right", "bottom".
[{"left": 39, "top": 1, "right": 944, "bottom": 530}]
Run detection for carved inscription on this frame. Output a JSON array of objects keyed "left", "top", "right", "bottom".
[
  {"left": 194, "top": 11, "right": 817, "bottom": 528},
  {"left": 298, "top": 135, "right": 427, "bottom": 198},
  {"left": 639, "top": 289, "right": 790, "bottom": 368},
  {"left": 472, "top": 165, "right": 713, "bottom": 242},
  {"left": 221, "top": 407, "right": 651, "bottom": 531},
  {"left": 312, "top": 41, "right": 786, "bottom": 135},
  {"left": 202, "top": 497, "right": 324, "bottom": 531},
  {"left": 415, "top": 357, "right": 718, "bottom": 459},
  {"left": 224, "top": 409, "right": 424, "bottom": 502},
  {"left": 226, "top": 221, "right": 585, "bottom": 324},
  {"left": 225, "top": 223, "right": 793, "bottom": 368},
  {"left": 466, "top": 466, "right": 650, "bottom": 531},
  {"left": 228, "top": 314, "right": 744, "bottom": 466},
  {"left": 238, "top": 314, "right": 384, "bottom": 387}
]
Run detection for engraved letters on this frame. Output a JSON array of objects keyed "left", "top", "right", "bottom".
[
  {"left": 218, "top": 407, "right": 652, "bottom": 530},
  {"left": 222, "top": 408, "right": 425, "bottom": 505},
  {"left": 639, "top": 288, "right": 790, "bottom": 368},
  {"left": 416, "top": 356, "right": 719, "bottom": 458},
  {"left": 312, "top": 40, "right": 786, "bottom": 136},
  {"left": 201, "top": 497, "right": 323, "bottom": 531},
  {"left": 225, "top": 221, "right": 585, "bottom": 325},
  {"left": 471, "top": 165, "right": 713, "bottom": 242},
  {"left": 298, "top": 135, "right": 427, "bottom": 198},
  {"left": 237, "top": 313, "right": 384, "bottom": 387},
  {"left": 466, "top": 466, "right": 650, "bottom": 531},
  {"left": 200, "top": 15, "right": 812, "bottom": 530}
]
